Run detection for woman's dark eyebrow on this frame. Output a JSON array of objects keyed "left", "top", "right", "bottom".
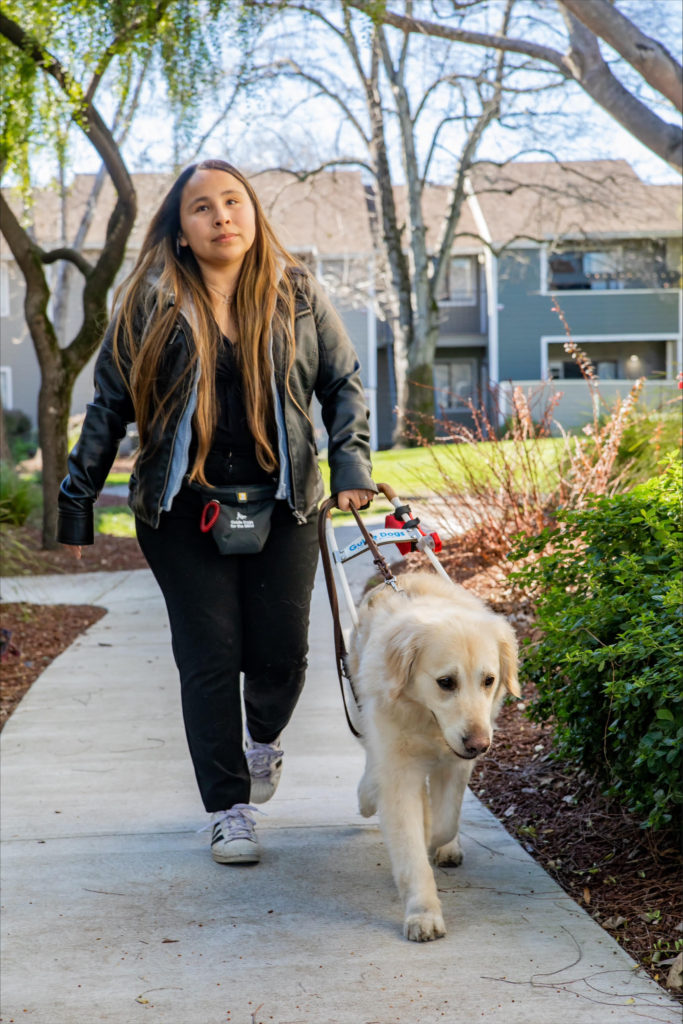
[{"left": 189, "top": 189, "right": 243, "bottom": 205}]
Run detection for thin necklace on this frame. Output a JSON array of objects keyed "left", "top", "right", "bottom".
[{"left": 207, "top": 283, "right": 233, "bottom": 305}]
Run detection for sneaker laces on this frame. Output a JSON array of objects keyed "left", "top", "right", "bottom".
[
  {"left": 198, "top": 803, "right": 262, "bottom": 835},
  {"left": 245, "top": 741, "right": 283, "bottom": 779}
]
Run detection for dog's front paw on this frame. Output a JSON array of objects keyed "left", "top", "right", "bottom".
[
  {"left": 404, "top": 909, "right": 446, "bottom": 942},
  {"left": 433, "top": 837, "right": 463, "bottom": 867},
  {"left": 357, "top": 775, "right": 377, "bottom": 818}
]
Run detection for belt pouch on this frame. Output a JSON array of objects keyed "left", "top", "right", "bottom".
[{"left": 190, "top": 481, "right": 277, "bottom": 555}]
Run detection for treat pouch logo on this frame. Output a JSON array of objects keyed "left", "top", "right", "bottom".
[{"left": 230, "top": 509, "right": 254, "bottom": 529}]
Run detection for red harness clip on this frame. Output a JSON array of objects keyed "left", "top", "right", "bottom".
[
  {"left": 385, "top": 513, "right": 442, "bottom": 555},
  {"left": 200, "top": 500, "right": 221, "bottom": 533}
]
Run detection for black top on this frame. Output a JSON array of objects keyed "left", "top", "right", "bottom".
[{"left": 191, "top": 337, "right": 275, "bottom": 487}]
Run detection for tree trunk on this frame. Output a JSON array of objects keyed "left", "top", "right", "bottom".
[
  {"left": 36, "top": 348, "right": 71, "bottom": 549},
  {"left": 406, "top": 362, "right": 436, "bottom": 444},
  {"left": 404, "top": 316, "right": 441, "bottom": 444}
]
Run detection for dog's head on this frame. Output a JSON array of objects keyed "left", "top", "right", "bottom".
[{"left": 384, "top": 609, "right": 520, "bottom": 760}]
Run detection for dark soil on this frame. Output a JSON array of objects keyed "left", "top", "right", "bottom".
[
  {"left": 2, "top": 492, "right": 147, "bottom": 577},
  {"left": 1, "top": 526, "right": 681, "bottom": 999},
  {"left": 4, "top": 523, "right": 148, "bottom": 573},
  {"left": 0, "top": 603, "right": 106, "bottom": 729}
]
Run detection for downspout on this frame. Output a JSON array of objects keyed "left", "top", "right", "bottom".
[
  {"left": 464, "top": 177, "right": 500, "bottom": 422},
  {"left": 366, "top": 255, "right": 378, "bottom": 451}
]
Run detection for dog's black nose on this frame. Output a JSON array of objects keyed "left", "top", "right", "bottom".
[{"left": 463, "top": 734, "right": 490, "bottom": 756}]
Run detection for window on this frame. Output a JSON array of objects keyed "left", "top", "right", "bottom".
[
  {"left": 437, "top": 256, "right": 476, "bottom": 305},
  {"left": 548, "top": 241, "right": 678, "bottom": 291},
  {"left": 434, "top": 360, "right": 477, "bottom": 412},
  {"left": 0, "top": 264, "right": 9, "bottom": 318},
  {"left": 596, "top": 360, "right": 618, "bottom": 380}
]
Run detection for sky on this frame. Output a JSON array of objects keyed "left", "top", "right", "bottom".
[{"left": 15, "top": 0, "right": 683, "bottom": 189}]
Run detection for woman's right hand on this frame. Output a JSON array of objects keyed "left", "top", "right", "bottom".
[{"left": 63, "top": 545, "right": 82, "bottom": 560}]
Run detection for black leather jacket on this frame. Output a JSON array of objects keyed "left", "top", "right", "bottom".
[{"left": 57, "top": 271, "right": 375, "bottom": 545}]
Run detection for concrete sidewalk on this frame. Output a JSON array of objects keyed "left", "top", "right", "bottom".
[{"left": 1, "top": 556, "right": 679, "bottom": 1024}]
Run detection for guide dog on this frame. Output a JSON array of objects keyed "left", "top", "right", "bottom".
[{"left": 347, "top": 572, "right": 520, "bottom": 941}]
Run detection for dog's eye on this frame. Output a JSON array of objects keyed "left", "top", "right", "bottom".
[
  {"left": 483, "top": 675, "right": 495, "bottom": 688},
  {"left": 437, "top": 676, "right": 457, "bottom": 692}
]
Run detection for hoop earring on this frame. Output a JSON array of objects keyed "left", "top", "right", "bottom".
[{"left": 176, "top": 237, "right": 182, "bottom": 257}]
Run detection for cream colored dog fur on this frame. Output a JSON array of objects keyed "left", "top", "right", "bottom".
[{"left": 347, "top": 571, "right": 520, "bottom": 942}]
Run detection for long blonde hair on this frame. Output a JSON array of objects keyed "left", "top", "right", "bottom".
[{"left": 112, "top": 159, "right": 302, "bottom": 484}]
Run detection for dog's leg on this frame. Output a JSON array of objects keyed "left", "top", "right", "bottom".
[
  {"left": 358, "top": 751, "right": 378, "bottom": 818},
  {"left": 377, "top": 762, "right": 446, "bottom": 942},
  {"left": 429, "top": 759, "right": 474, "bottom": 867}
]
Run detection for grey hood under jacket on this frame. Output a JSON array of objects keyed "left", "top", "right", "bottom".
[{"left": 57, "top": 268, "right": 376, "bottom": 546}]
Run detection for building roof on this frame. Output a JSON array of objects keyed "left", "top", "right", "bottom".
[
  {"left": 250, "top": 169, "right": 373, "bottom": 255},
  {"left": 393, "top": 184, "right": 482, "bottom": 252},
  {"left": 1, "top": 168, "right": 372, "bottom": 257},
  {"left": 464, "top": 159, "right": 681, "bottom": 246},
  {"left": 1, "top": 160, "right": 679, "bottom": 263}
]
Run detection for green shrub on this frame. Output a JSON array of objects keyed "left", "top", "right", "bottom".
[
  {"left": 3, "top": 409, "right": 38, "bottom": 462},
  {"left": 0, "top": 462, "right": 40, "bottom": 526},
  {"left": 613, "top": 408, "right": 682, "bottom": 487},
  {"left": 511, "top": 454, "right": 683, "bottom": 829}
]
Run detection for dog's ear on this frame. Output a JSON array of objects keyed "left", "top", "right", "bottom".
[
  {"left": 385, "top": 622, "right": 422, "bottom": 700},
  {"left": 497, "top": 620, "right": 521, "bottom": 698}
]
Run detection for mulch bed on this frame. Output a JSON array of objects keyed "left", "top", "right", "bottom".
[
  {"left": 3, "top": 523, "right": 148, "bottom": 574},
  {"left": 0, "top": 603, "right": 107, "bottom": 729},
  {"left": 2, "top": 487, "right": 147, "bottom": 575},
  {"left": 1, "top": 526, "right": 681, "bottom": 998}
]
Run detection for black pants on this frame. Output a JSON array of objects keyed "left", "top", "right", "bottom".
[{"left": 136, "top": 487, "right": 319, "bottom": 812}]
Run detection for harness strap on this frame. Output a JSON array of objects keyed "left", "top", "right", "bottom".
[
  {"left": 317, "top": 497, "right": 363, "bottom": 739},
  {"left": 347, "top": 502, "right": 400, "bottom": 591}
]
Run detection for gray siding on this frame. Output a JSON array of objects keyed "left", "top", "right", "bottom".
[{"left": 497, "top": 250, "right": 680, "bottom": 380}]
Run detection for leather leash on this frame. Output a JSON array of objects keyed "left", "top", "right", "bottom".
[
  {"left": 346, "top": 502, "right": 401, "bottom": 592},
  {"left": 317, "top": 496, "right": 362, "bottom": 738}
]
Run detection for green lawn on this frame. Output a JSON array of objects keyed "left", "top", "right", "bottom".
[
  {"left": 94, "top": 507, "right": 137, "bottom": 538},
  {"left": 320, "top": 437, "right": 564, "bottom": 496},
  {"left": 97, "top": 440, "right": 566, "bottom": 535}
]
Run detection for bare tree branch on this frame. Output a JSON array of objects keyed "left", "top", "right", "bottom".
[
  {"left": 432, "top": 0, "right": 511, "bottom": 299},
  {"left": 42, "top": 247, "right": 93, "bottom": 277},
  {"left": 559, "top": 5, "right": 682, "bottom": 172},
  {"left": 345, "top": 2, "right": 569, "bottom": 71},
  {"left": 346, "top": 0, "right": 683, "bottom": 171},
  {"left": 254, "top": 157, "right": 377, "bottom": 180},
  {"left": 559, "top": 0, "right": 683, "bottom": 113},
  {"left": 261, "top": 60, "right": 371, "bottom": 145}
]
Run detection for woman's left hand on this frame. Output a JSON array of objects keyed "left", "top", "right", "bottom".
[{"left": 337, "top": 489, "right": 373, "bottom": 511}]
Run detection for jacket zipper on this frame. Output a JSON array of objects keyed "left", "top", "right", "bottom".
[{"left": 284, "top": 424, "right": 307, "bottom": 523}]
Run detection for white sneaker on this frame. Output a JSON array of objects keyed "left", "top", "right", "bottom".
[
  {"left": 209, "top": 804, "right": 261, "bottom": 864},
  {"left": 245, "top": 738, "right": 284, "bottom": 804}
]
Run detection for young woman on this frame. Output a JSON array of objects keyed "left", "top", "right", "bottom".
[{"left": 58, "top": 159, "right": 376, "bottom": 864}]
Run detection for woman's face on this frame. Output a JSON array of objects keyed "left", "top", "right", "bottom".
[{"left": 178, "top": 168, "right": 257, "bottom": 275}]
